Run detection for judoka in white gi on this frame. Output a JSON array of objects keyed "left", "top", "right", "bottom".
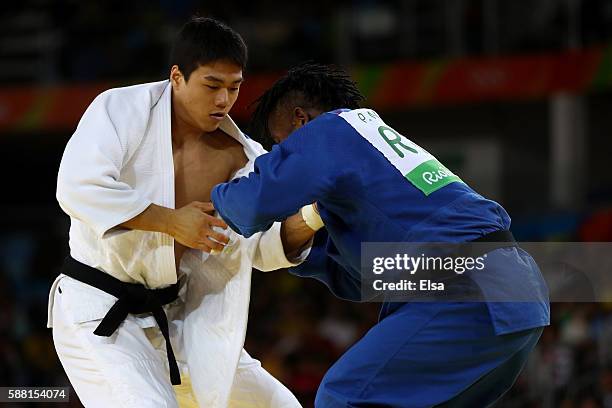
[{"left": 48, "top": 17, "right": 314, "bottom": 408}]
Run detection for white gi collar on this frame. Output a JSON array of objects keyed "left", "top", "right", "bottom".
[{"left": 218, "top": 114, "right": 261, "bottom": 162}]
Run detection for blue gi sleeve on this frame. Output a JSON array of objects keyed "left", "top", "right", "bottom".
[
  {"left": 212, "top": 123, "right": 338, "bottom": 237},
  {"left": 288, "top": 230, "right": 363, "bottom": 302}
]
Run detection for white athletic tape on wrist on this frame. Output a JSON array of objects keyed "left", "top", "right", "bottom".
[{"left": 301, "top": 204, "right": 324, "bottom": 231}]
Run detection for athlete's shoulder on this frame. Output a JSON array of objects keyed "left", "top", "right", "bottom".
[
  {"left": 317, "top": 108, "right": 383, "bottom": 128},
  {"left": 94, "top": 80, "right": 168, "bottom": 111},
  {"left": 75, "top": 81, "right": 170, "bottom": 157},
  {"left": 307, "top": 108, "right": 366, "bottom": 132},
  {"left": 282, "top": 108, "right": 370, "bottom": 151}
]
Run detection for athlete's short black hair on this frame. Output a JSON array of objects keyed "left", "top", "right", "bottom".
[
  {"left": 170, "top": 16, "right": 247, "bottom": 81},
  {"left": 251, "top": 62, "right": 364, "bottom": 141}
]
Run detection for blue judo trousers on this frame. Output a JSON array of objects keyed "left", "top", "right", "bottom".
[{"left": 212, "top": 109, "right": 550, "bottom": 407}]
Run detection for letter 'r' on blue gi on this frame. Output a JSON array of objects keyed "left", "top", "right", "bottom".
[{"left": 212, "top": 109, "right": 550, "bottom": 407}]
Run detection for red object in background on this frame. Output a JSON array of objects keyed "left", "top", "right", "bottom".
[
  {"left": 432, "top": 48, "right": 600, "bottom": 104},
  {"left": 0, "top": 45, "right": 609, "bottom": 133},
  {"left": 0, "top": 84, "right": 110, "bottom": 133},
  {"left": 578, "top": 208, "right": 612, "bottom": 241},
  {"left": 230, "top": 72, "right": 281, "bottom": 122},
  {"left": 367, "top": 47, "right": 603, "bottom": 108}
]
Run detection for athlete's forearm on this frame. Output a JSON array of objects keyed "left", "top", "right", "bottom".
[
  {"left": 120, "top": 203, "right": 174, "bottom": 234},
  {"left": 120, "top": 202, "right": 229, "bottom": 252},
  {"left": 280, "top": 212, "right": 317, "bottom": 256}
]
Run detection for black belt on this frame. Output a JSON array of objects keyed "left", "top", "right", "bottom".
[
  {"left": 423, "top": 229, "right": 519, "bottom": 285},
  {"left": 60, "top": 256, "right": 181, "bottom": 385},
  {"left": 465, "top": 229, "right": 517, "bottom": 256},
  {"left": 472, "top": 229, "right": 516, "bottom": 244},
  {"left": 407, "top": 230, "right": 518, "bottom": 261}
]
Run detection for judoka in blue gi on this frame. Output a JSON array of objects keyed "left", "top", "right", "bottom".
[{"left": 211, "top": 63, "right": 550, "bottom": 407}]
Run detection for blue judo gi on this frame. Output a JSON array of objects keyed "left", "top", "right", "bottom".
[{"left": 212, "top": 109, "right": 550, "bottom": 407}]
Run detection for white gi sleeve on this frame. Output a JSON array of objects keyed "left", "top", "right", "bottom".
[
  {"left": 56, "top": 91, "right": 152, "bottom": 238},
  {"left": 252, "top": 221, "right": 311, "bottom": 272}
]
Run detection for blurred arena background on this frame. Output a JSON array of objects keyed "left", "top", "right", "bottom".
[{"left": 1, "top": 1, "right": 612, "bottom": 407}]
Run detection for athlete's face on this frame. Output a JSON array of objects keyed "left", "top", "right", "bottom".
[{"left": 171, "top": 60, "right": 243, "bottom": 133}]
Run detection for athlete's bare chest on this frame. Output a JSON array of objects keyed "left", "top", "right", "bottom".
[{"left": 172, "top": 138, "right": 247, "bottom": 208}]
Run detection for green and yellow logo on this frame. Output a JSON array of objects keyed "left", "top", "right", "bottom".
[{"left": 406, "top": 159, "right": 462, "bottom": 195}]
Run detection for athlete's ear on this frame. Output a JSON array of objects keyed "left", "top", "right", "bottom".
[
  {"left": 170, "top": 65, "right": 184, "bottom": 87},
  {"left": 293, "top": 107, "right": 310, "bottom": 127}
]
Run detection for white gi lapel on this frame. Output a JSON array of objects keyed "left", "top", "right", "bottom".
[
  {"left": 182, "top": 115, "right": 267, "bottom": 407},
  {"left": 155, "top": 81, "right": 177, "bottom": 283},
  {"left": 219, "top": 115, "right": 263, "bottom": 161},
  {"left": 182, "top": 113, "right": 303, "bottom": 407}
]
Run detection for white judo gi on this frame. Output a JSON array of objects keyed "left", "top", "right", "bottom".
[{"left": 49, "top": 80, "right": 304, "bottom": 408}]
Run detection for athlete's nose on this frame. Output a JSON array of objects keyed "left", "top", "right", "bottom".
[{"left": 215, "top": 89, "right": 229, "bottom": 108}]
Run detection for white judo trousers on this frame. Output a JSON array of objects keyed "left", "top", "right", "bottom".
[
  {"left": 50, "top": 80, "right": 304, "bottom": 407},
  {"left": 51, "top": 275, "right": 298, "bottom": 408}
]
